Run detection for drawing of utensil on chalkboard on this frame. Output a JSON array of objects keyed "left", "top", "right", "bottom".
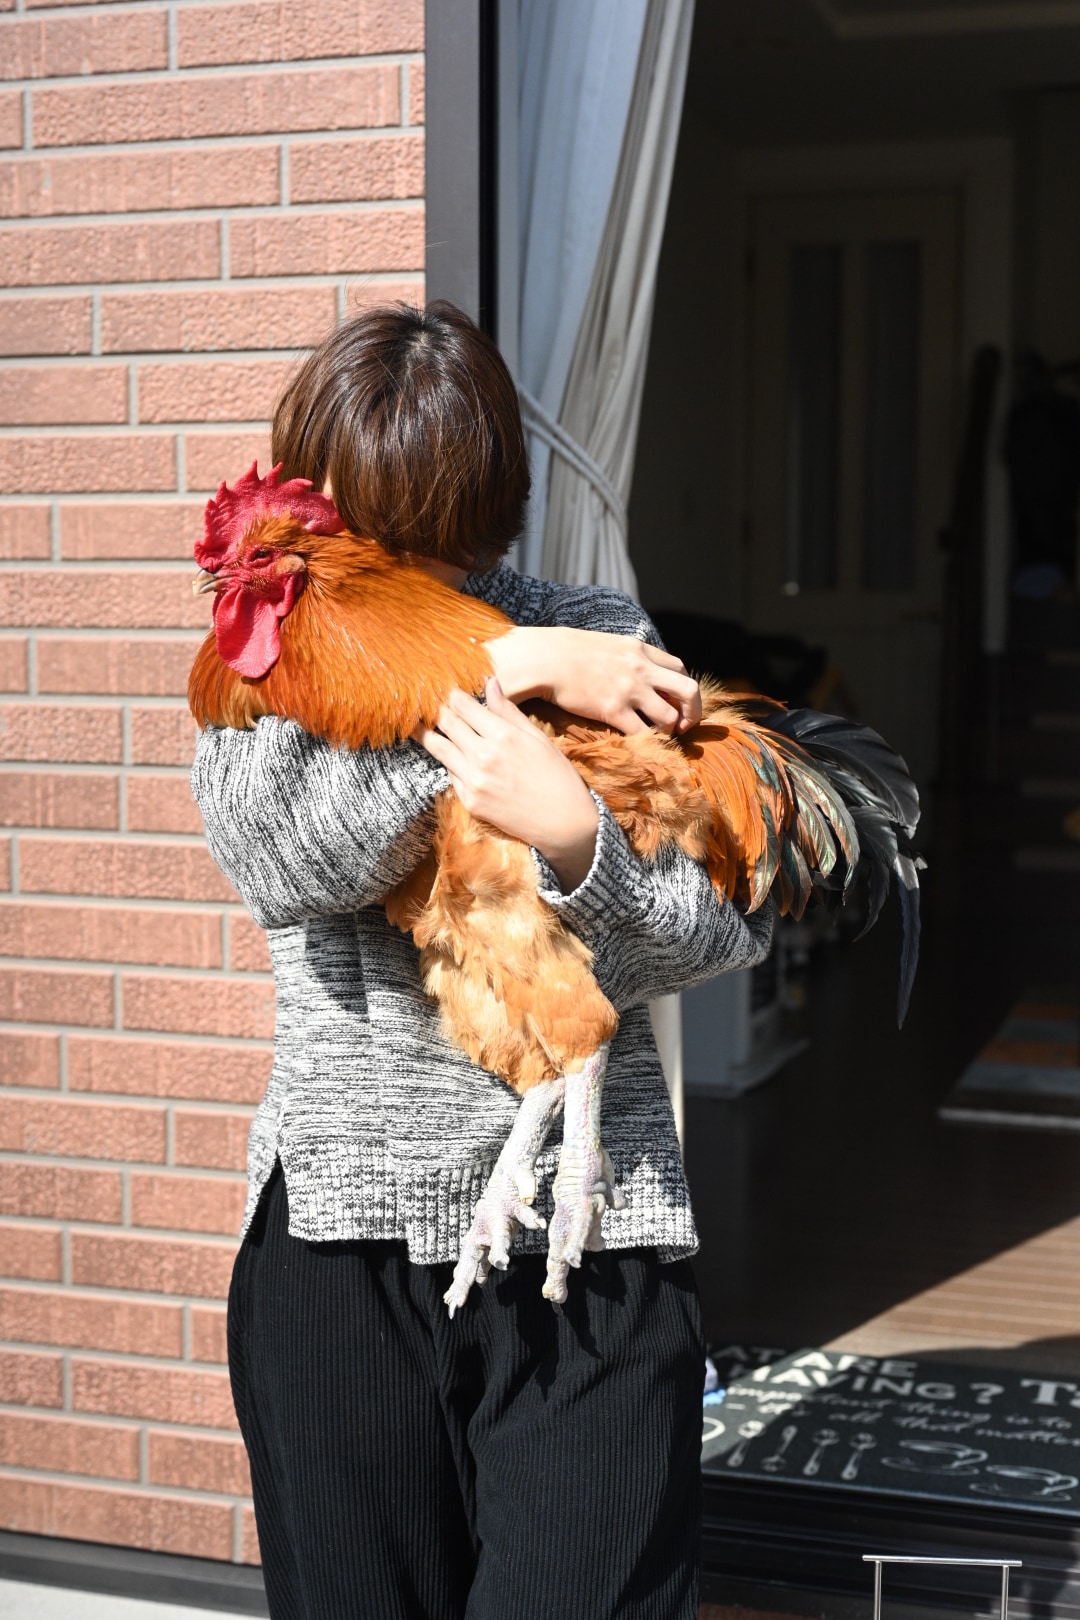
[
  {"left": 702, "top": 1414, "right": 726, "bottom": 1447},
  {"left": 882, "top": 1441, "right": 988, "bottom": 1475},
  {"left": 762, "top": 1425, "right": 799, "bottom": 1472},
  {"left": 727, "top": 1420, "right": 765, "bottom": 1468},
  {"left": 803, "top": 1429, "right": 840, "bottom": 1476},
  {"left": 841, "top": 1433, "right": 877, "bottom": 1481},
  {"left": 970, "top": 1466, "right": 1078, "bottom": 1500}
]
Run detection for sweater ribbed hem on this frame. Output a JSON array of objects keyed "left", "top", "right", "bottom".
[{"left": 241, "top": 1134, "right": 698, "bottom": 1266}]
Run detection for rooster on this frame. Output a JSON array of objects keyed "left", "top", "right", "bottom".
[{"left": 189, "top": 464, "right": 922, "bottom": 1311}]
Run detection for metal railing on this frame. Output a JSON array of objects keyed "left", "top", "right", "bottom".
[{"left": 864, "top": 1555, "right": 1023, "bottom": 1620}]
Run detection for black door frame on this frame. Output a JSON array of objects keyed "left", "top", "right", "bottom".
[{"left": 423, "top": 0, "right": 499, "bottom": 337}]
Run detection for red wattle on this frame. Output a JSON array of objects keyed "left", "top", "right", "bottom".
[{"left": 213, "top": 581, "right": 297, "bottom": 678}]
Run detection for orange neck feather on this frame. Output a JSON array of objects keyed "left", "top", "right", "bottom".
[{"left": 188, "top": 532, "right": 514, "bottom": 749}]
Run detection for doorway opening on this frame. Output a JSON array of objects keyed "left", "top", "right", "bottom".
[{"left": 631, "top": 0, "right": 1080, "bottom": 1391}]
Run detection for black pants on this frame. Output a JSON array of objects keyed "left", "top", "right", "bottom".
[{"left": 228, "top": 1163, "right": 705, "bottom": 1620}]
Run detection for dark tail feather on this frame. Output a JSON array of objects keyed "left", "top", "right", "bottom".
[
  {"left": 895, "top": 851, "right": 923, "bottom": 1027},
  {"left": 767, "top": 707, "right": 924, "bottom": 1023}
]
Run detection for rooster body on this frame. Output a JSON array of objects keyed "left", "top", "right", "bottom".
[{"left": 189, "top": 465, "right": 922, "bottom": 1307}]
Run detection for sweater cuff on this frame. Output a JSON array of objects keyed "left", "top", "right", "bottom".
[{"left": 532, "top": 793, "right": 638, "bottom": 936}]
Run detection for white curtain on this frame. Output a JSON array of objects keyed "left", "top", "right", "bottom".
[
  {"left": 517, "top": 0, "right": 695, "bottom": 590},
  {"left": 515, "top": 0, "right": 696, "bottom": 1133},
  {"left": 516, "top": 0, "right": 649, "bottom": 577}
]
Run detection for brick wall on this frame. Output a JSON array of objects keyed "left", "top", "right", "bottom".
[{"left": 0, "top": 0, "right": 424, "bottom": 1565}]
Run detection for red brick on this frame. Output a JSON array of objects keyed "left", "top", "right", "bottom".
[
  {"left": 35, "top": 64, "right": 399, "bottom": 147},
  {"left": 0, "top": 638, "right": 27, "bottom": 691},
  {"left": 0, "top": 771, "right": 118, "bottom": 829},
  {"left": 19, "top": 838, "right": 234, "bottom": 903},
  {"left": 127, "top": 775, "right": 203, "bottom": 834},
  {"left": 0, "top": 505, "right": 50, "bottom": 559},
  {"left": 0, "top": 364, "right": 128, "bottom": 427},
  {"left": 0, "top": 220, "right": 220, "bottom": 287},
  {"left": 0, "top": 703, "right": 122, "bottom": 763},
  {"left": 148, "top": 1430, "right": 250, "bottom": 1495},
  {"left": 409, "top": 60, "right": 424, "bottom": 126},
  {"left": 230, "top": 207, "right": 424, "bottom": 277},
  {"left": 131, "top": 1172, "right": 246, "bottom": 1235},
  {"left": 103, "top": 285, "right": 336, "bottom": 356},
  {"left": 0, "top": 1286, "right": 182, "bottom": 1356},
  {"left": 178, "top": 0, "right": 422, "bottom": 65},
  {"left": 0, "top": 901, "right": 222, "bottom": 969},
  {"left": 229, "top": 914, "right": 270, "bottom": 973},
  {"left": 0, "top": 1030, "right": 60, "bottom": 1088},
  {"left": 69, "top": 1036, "right": 271, "bottom": 1104},
  {"left": 0, "top": 1413, "right": 139, "bottom": 1481},
  {"left": 346, "top": 278, "right": 425, "bottom": 316},
  {"left": 0, "top": 1347, "right": 62, "bottom": 1407},
  {"left": 185, "top": 431, "right": 271, "bottom": 492},
  {"left": 0, "top": 1162, "right": 122, "bottom": 1223},
  {"left": 0, "top": 146, "right": 277, "bottom": 219},
  {"left": 0, "top": 1474, "right": 233, "bottom": 1559},
  {"left": 73, "top": 1357, "right": 237, "bottom": 1427},
  {"left": 0, "top": 836, "right": 8, "bottom": 891},
  {"left": 240, "top": 1501, "right": 260, "bottom": 1564},
  {"left": 138, "top": 358, "right": 296, "bottom": 426},
  {"left": 60, "top": 502, "right": 203, "bottom": 561},
  {"left": 38, "top": 638, "right": 200, "bottom": 696},
  {"left": 0, "top": 572, "right": 209, "bottom": 629},
  {"left": 0, "top": 295, "right": 91, "bottom": 356},
  {"left": 0, "top": 1224, "right": 61, "bottom": 1281},
  {"left": 0, "top": 436, "right": 176, "bottom": 495},
  {"left": 71, "top": 1233, "right": 236, "bottom": 1300},
  {"left": 0, "top": 1096, "right": 165, "bottom": 1160},
  {"left": 290, "top": 133, "right": 423, "bottom": 203},
  {"left": 174, "top": 1110, "right": 253, "bottom": 1172},
  {"left": 0, "top": 92, "right": 20, "bottom": 150},
  {"left": 0, "top": 11, "right": 167, "bottom": 80},
  {"left": 106, "top": 291, "right": 330, "bottom": 364},
  {"left": 0, "top": 965, "right": 114, "bottom": 1026},
  {"left": 131, "top": 707, "right": 198, "bottom": 767},
  {"left": 123, "top": 975, "right": 275, "bottom": 1041},
  {"left": 190, "top": 1304, "right": 227, "bottom": 1364}
]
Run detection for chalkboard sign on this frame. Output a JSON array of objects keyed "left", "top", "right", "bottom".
[{"left": 703, "top": 1349, "right": 1080, "bottom": 1516}]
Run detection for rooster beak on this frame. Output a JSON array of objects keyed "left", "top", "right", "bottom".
[{"left": 193, "top": 570, "right": 220, "bottom": 597}]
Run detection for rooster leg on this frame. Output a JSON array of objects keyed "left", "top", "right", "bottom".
[
  {"left": 543, "top": 1043, "right": 625, "bottom": 1308},
  {"left": 443, "top": 1076, "right": 564, "bottom": 1318}
]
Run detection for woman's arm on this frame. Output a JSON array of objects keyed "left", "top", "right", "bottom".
[
  {"left": 535, "top": 798, "right": 775, "bottom": 1012},
  {"left": 417, "top": 680, "right": 773, "bottom": 1008},
  {"left": 190, "top": 719, "right": 447, "bottom": 929},
  {"left": 488, "top": 626, "right": 701, "bottom": 735},
  {"left": 417, "top": 680, "right": 599, "bottom": 891}
]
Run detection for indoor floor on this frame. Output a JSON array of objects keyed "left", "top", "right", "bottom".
[{"left": 686, "top": 848, "right": 1080, "bottom": 1376}]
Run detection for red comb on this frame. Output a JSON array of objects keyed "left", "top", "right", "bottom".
[{"left": 196, "top": 462, "right": 342, "bottom": 570}]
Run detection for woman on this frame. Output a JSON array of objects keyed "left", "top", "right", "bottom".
[{"left": 191, "top": 302, "right": 773, "bottom": 1620}]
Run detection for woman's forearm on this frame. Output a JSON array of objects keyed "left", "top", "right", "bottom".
[{"left": 485, "top": 626, "right": 701, "bottom": 735}]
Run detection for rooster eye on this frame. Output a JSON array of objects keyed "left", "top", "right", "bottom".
[{"left": 250, "top": 548, "right": 272, "bottom": 561}]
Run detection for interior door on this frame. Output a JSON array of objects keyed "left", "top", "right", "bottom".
[{"left": 746, "top": 189, "right": 960, "bottom": 792}]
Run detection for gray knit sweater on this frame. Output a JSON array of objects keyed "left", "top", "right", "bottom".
[{"left": 190, "top": 563, "right": 774, "bottom": 1264}]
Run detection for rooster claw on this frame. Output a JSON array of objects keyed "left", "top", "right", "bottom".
[
  {"left": 444, "top": 1165, "right": 545, "bottom": 1317},
  {"left": 542, "top": 1144, "right": 624, "bottom": 1307},
  {"left": 444, "top": 1077, "right": 564, "bottom": 1318}
]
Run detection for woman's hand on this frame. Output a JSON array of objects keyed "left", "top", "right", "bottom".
[
  {"left": 416, "top": 679, "right": 600, "bottom": 893},
  {"left": 487, "top": 626, "right": 701, "bottom": 736}
]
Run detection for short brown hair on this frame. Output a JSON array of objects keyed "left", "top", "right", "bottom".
[{"left": 271, "top": 301, "right": 529, "bottom": 570}]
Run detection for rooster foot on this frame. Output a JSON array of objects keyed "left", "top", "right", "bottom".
[
  {"left": 542, "top": 1045, "right": 624, "bottom": 1308},
  {"left": 444, "top": 1076, "right": 563, "bottom": 1318}
]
